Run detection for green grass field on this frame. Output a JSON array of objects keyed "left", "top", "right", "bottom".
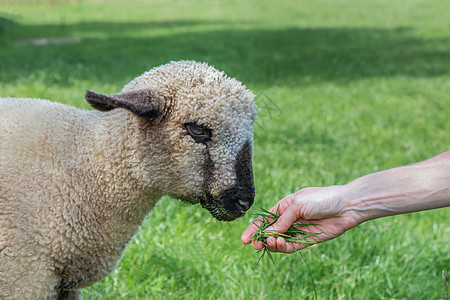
[{"left": 1, "top": 0, "right": 449, "bottom": 298}]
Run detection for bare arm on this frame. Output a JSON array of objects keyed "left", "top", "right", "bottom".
[
  {"left": 241, "top": 151, "right": 450, "bottom": 253},
  {"left": 345, "top": 151, "right": 450, "bottom": 222}
]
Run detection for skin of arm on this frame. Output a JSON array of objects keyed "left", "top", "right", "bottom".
[{"left": 241, "top": 151, "right": 450, "bottom": 253}]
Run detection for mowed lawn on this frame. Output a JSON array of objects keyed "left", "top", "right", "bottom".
[{"left": 1, "top": 0, "right": 449, "bottom": 298}]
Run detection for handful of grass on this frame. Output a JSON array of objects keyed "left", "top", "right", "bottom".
[{"left": 248, "top": 206, "right": 322, "bottom": 263}]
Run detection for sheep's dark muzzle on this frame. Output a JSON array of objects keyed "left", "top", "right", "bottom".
[
  {"left": 218, "top": 185, "right": 255, "bottom": 221},
  {"left": 201, "top": 141, "right": 255, "bottom": 221},
  {"left": 201, "top": 188, "right": 254, "bottom": 221}
]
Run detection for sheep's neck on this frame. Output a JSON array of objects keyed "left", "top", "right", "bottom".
[
  {"left": 64, "top": 109, "right": 162, "bottom": 283},
  {"left": 90, "top": 109, "right": 161, "bottom": 227}
]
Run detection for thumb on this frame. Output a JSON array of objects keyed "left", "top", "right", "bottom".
[{"left": 268, "top": 204, "right": 300, "bottom": 233}]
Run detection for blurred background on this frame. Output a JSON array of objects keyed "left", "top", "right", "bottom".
[{"left": 1, "top": 0, "right": 449, "bottom": 298}]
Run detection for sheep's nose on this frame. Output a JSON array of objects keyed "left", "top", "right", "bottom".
[{"left": 238, "top": 199, "right": 252, "bottom": 212}]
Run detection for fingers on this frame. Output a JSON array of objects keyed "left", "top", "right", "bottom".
[
  {"left": 242, "top": 192, "right": 309, "bottom": 252},
  {"left": 241, "top": 220, "right": 311, "bottom": 253},
  {"left": 270, "top": 200, "right": 301, "bottom": 233},
  {"left": 266, "top": 236, "right": 307, "bottom": 253},
  {"left": 241, "top": 228, "right": 263, "bottom": 250},
  {"left": 259, "top": 194, "right": 299, "bottom": 234},
  {"left": 241, "top": 216, "right": 268, "bottom": 251},
  {"left": 241, "top": 196, "right": 295, "bottom": 244},
  {"left": 252, "top": 240, "right": 264, "bottom": 250},
  {"left": 240, "top": 220, "right": 260, "bottom": 245}
]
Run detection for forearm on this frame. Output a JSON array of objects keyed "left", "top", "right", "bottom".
[{"left": 343, "top": 151, "right": 450, "bottom": 223}]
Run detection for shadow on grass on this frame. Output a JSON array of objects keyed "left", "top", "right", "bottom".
[{"left": 1, "top": 18, "right": 449, "bottom": 89}]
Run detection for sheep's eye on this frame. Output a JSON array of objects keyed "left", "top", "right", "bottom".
[{"left": 185, "top": 123, "right": 211, "bottom": 143}]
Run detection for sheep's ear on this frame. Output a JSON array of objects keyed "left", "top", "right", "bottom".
[{"left": 85, "top": 90, "right": 165, "bottom": 119}]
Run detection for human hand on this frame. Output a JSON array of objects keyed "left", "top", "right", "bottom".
[{"left": 241, "top": 186, "right": 362, "bottom": 253}]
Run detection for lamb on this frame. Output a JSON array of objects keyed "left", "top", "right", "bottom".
[{"left": 0, "top": 61, "right": 257, "bottom": 299}]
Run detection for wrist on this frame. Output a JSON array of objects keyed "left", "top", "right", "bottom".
[
  {"left": 340, "top": 174, "right": 397, "bottom": 224},
  {"left": 339, "top": 183, "right": 372, "bottom": 225}
]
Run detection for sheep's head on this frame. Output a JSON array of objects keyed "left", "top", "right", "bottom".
[{"left": 86, "top": 61, "right": 257, "bottom": 221}]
